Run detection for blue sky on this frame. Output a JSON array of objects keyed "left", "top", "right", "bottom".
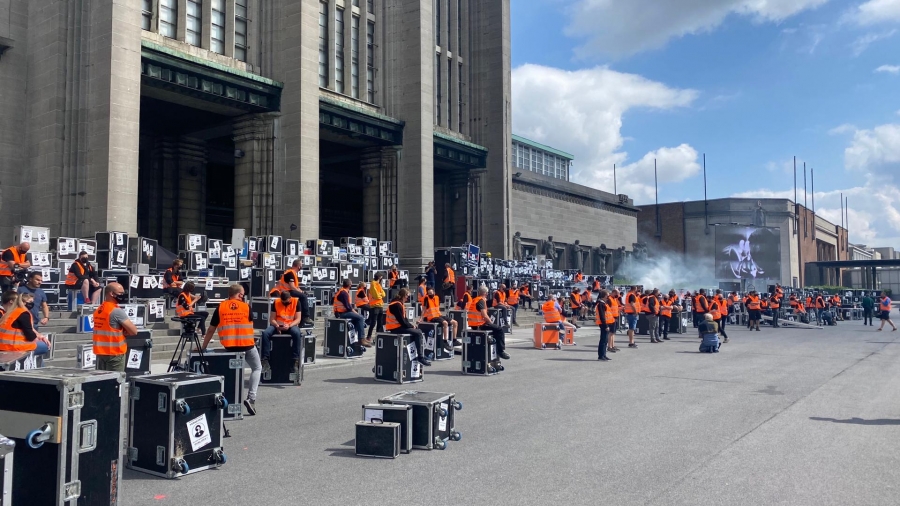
[{"left": 510, "top": 0, "right": 900, "bottom": 247}]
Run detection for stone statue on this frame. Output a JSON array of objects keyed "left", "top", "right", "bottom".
[
  {"left": 512, "top": 231, "right": 523, "bottom": 261},
  {"left": 753, "top": 201, "right": 766, "bottom": 227},
  {"left": 612, "top": 246, "right": 627, "bottom": 274},
  {"left": 570, "top": 240, "right": 584, "bottom": 271},
  {"left": 541, "top": 236, "right": 557, "bottom": 263},
  {"left": 595, "top": 243, "right": 612, "bottom": 275},
  {"left": 632, "top": 242, "right": 649, "bottom": 262}
]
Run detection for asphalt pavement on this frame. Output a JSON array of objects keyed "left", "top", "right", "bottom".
[{"left": 122, "top": 319, "right": 900, "bottom": 506}]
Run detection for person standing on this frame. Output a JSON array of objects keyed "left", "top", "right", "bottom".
[
  {"left": 66, "top": 251, "right": 102, "bottom": 304},
  {"left": 441, "top": 263, "right": 456, "bottom": 301},
  {"left": 769, "top": 290, "right": 782, "bottom": 328},
  {"left": 709, "top": 293, "right": 727, "bottom": 343},
  {"left": 92, "top": 283, "right": 139, "bottom": 372},
  {"left": 877, "top": 291, "right": 897, "bottom": 331},
  {"left": 646, "top": 289, "right": 661, "bottom": 343},
  {"left": 424, "top": 261, "right": 437, "bottom": 289},
  {"left": 0, "top": 242, "right": 31, "bottom": 293},
  {"left": 623, "top": 286, "right": 639, "bottom": 348},
  {"left": 415, "top": 277, "right": 428, "bottom": 306},
  {"left": 506, "top": 284, "right": 520, "bottom": 327},
  {"left": 715, "top": 290, "right": 730, "bottom": 342},
  {"left": 385, "top": 288, "right": 431, "bottom": 366},
  {"left": 595, "top": 290, "right": 613, "bottom": 361},
  {"left": 366, "top": 273, "right": 387, "bottom": 341},
  {"left": 862, "top": 293, "right": 875, "bottom": 326},
  {"left": 17, "top": 272, "right": 49, "bottom": 332},
  {"left": 201, "top": 285, "right": 261, "bottom": 415},
  {"left": 659, "top": 292, "right": 673, "bottom": 342},
  {"left": 693, "top": 289, "right": 709, "bottom": 328},
  {"left": 607, "top": 289, "right": 621, "bottom": 352},
  {"left": 569, "top": 287, "right": 584, "bottom": 323},
  {"left": 746, "top": 291, "right": 761, "bottom": 332},
  {"left": 814, "top": 292, "right": 826, "bottom": 326}
]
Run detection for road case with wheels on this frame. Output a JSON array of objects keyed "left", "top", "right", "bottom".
[
  {"left": 533, "top": 322, "right": 562, "bottom": 350},
  {"left": 378, "top": 391, "right": 462, "bottom": 450},
  {"left": 302, "top": 331, "right": 317, "bottom": 364},
  {"left": 374, "top": 333, "right": 423, "bottom": 384},
  {"left": 189, "top": 350, "right": 246, "bottom": 420},
  {"left": 324, "top": 318, "right": 362, "bottom": 358},
  {"left": 0, "top": 434, "right": 12, "bottom": 503},
  {"left": 0, "top": 368, "right": 125, "bottom": 505},
  {"left": 355, "top": 420, "right": 401, "bottom": 459},
  {"left": 260, "top": 334, "right": 304, "bottom": 386},
  {"left": 461, "top": 330, "right": 499, "bottom": 376},
  {"left": 127, "top": 373, "right": 227, "bottom": 479},
  {"left": 361, "top": 404, "right": 413, "bottom": 454},
  {"left": 124, "top": 331, "right": 153, "bottom": 377},
  {"left": 487, "top": 307, "right": 512, "bottom": 334},
  {"left": 417, "top": 321, "right": 453, "bottom": 361}
]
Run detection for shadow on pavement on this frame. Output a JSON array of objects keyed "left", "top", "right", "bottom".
[
  {"left": 323, "top": 377, "right": 378, "bottom": 385},
  {"left": 809, "top": 417, "right": 900, "bottom": 426}
]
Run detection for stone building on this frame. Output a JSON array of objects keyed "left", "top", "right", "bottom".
[{"left": 0, "top": 0, "right": 512, "bottom": 269}]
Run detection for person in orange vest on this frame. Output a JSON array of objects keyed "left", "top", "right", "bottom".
[
  {"left": 770, "top": 290, "right": 782, "bottom": 328},
  {"left": 416, "top": 277, "right": 427, "bottom": 306},
  {"left": 260, "top": 290, "right": 305, "bottom": 376},
  {"left": 366, "top": 272, "right": 387, "bottom": 341},
  {"left": 574, "top": 271, "right": 584, "bottom": 283},
  {"left": 354, "top": 281, "right": 370, "bottom": 312},
  {"left": 385, "top": 288, "right": 431, "bottom": 366},
  {"left": 176, "top": 282, "right": 209, "bottom": 336},
  {"left": 519, "top": 282, "right": 534, "bottom": 310},
  {"left": 746, "top": 291, "right": 762, "bottom": 331},
  {"left": 569, "top": 287, "right": 585, "bottom": 325},
  {"left": 813, "top": 292, "right": 827, "bottom": 326},
  {"left": 658, "top": 290, "right": 675, "bottom": 342},
  {"left": 507, "top": 283, "right": 521, "bottom": 327},
  {"left": 830, "top": 294, "right": 843, "bottom": 321},
  {"left": 333, "top": 279, "right": 369, "bottom": 348},
  {"left": 709, "top": 292, "right": 727, "bottom": 343},
  {"left": 269, "top": 259, "right": 314, "bottom": 327},
  {"left": 92, "top": 283, "right": 139, "bottom": 372},
  {"left": 693, "top": 289, "right": 709, "bottom": 328},
  {"left": 441, "top": 263, "right": 456, "bottom": 299},
  {"left": 162, "top": 258, "right": 185, "bottom": 299},
  {"left": 714, "top": 289, "right": 729, "bottom": 341},
  {"left": 542, "top": 294, "right": 577, "bottom": 335},
  {"left": 607, "top": 289, "right": 621, "bottom": 352},
  {"left": 202, "top": 284, "right": 261, "bottom": 415},
  {"left": 0, "top": 292, "right": 51, "bottom": 356},
  {"left": 595, "top": 290, "right": 615, "bottom": 361},
  {"left": 420, "top": 286, "right": 459, "bottom": 351},
  {"left": 0, "top": 242, "right": 31, "bottom": 293},
  {"left": 388, "top": 265, "right": 400, "bottom": 290},
  {"left": 66, "top": 250, "right": 102, "bottom": 304},
  {"left": 623, "top": 286, "right": 640, "bottom": 348},
  {"left": 457, "top": 280, "right": 474, "bottom": 310},
  {"left": 877, "top": 291, "right": 897, "bottom": 332},
  {"left": 469, "top": 285, "right": 510, "bottom": 360}
]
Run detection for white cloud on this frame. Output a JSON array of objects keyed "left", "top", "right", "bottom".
[
  {"left": 875, "top": 64, "right": 900, "bottom": 73},
  {"left": 849, "top": 29, "right": 897, "bottom": 56},
  {"left": 829, "top": 124, "right": 857, "bottom": 135},
  {"left": 848, "top": 0, "right": 900, "bottom": 25},
  {"left": 511, "top": 64, "right": 699, "bottom": 202},
  {"left": 734, "top": 123, "right": 900, "bottom": 246},
  {"left": 565, "top": 0, "right": 829, "bottom": 57}
]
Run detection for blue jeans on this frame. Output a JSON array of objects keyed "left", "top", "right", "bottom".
[
  {"left": 510, "top": 304, "right": 518, "bottom": 324},
  {"left": 336, "top": 311, "right": 366, "bottom": 340},
  {"left": 34, "top": 340, "right": 49, "bottom": 355},
  {"left": 626, "top": 315, "right": 638, "bottom": 330},
  {"left": 261, "top": 325, "right": 302, "bottom": 360}
]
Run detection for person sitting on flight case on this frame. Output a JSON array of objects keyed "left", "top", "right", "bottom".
[
  {"left": 334, "top": 279, "right": 370, "bottom": 347},
  {"left": 385, "top": 288, "right": 431, "bottom": 367},
  {"left": 66, "top": 250, "right": 102, "bottom": 304},
  {"left": 162, "top": 259, "right": 185, "bottom": 299},
  {"left": 0, "top": 242, "right": 31, "bottom": 293},
  {"left": 260, "top": 290, "right": 304, "bottom": 375},
  {"left": 176, "top": 282, "right": 209, "bottom": 337},
  {"left": 270, "top": 259, "right": 314, "bottom": 327},
  {"left": 0, "top": 292, "right": 52, "bottom": 357},
  {"left": 202, "top": 284, "right": 261, "bottom": 415},
  {"left": 420, "top": 286, "right": 459, "bottom": 350},
  {"left": 457, "top": 280, "right": 474, "bottom": 310},
  {"left": 541, "top": 294, "right": 577, "bottom": 335},
  {"left": 569, "top": 287, "right": 585, "bottom": 324},
  {"left": 468, "top": 286, "right": 510, "bottom": 361},
  {"left": 519, "top": 282, "right": 534, "bottom": 310}
]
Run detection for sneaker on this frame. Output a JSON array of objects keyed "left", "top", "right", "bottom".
[
  {"left": 418, "top": 357, "right": 432, "bottom": 366},
  {"left": 291, "top": 360, "right": 300, "bottom": 374},
  {"left": 600, "top": 357, "right": 611, "bottom": 361},
  {"left": 662, "top": 337, "right": 670, "bottom": 340},
  {"left": 360, "top": 338, "right": 374, "bottom": 348},
  {"left": 452, "top": 339, "right": 463, "bottom": 347},
  {"left": 300, "top": 318, "right": 315, "bottom": 327},
  {"left": 443, "top": 341, "right": 454, "bottom": 353},
  {"left": 628, "top": 343, "right": 638, "bottom": 348},
  {"left": 513, "top": 322, "right": 520, "bottom": 327},
  {"left": 500, "top": 351, "right": 511, "bottom": 360},
  {"left": 723, "top": 338, "right": 729, "bottom": 343},
  {"left": 244, "top": 399, "right": 257, "bottom": 416},
  {"left": 261, "top": 359, "right": 271, "bottom": 375},
  {"left": 612, "top": 347, "right": 620, "bottom": 352}
]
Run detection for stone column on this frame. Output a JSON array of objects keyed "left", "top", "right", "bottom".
[
  {"left": 177, "top": 138, "right": 208, "bottom": 236},
  {"left": 361, "top": 147, "right": 384, "bottom": 240},
  {"left": 84, "top": 0, "right": 142, "bottom": 235},
  {"left": 439, "top": 0, "right": 449, "bottom": 129},
  {"left": 233, "top": 113, "right": 277, "bottom": 235}
]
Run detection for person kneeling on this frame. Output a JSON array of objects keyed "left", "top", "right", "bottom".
[
  {"left": 260, "top": 291, "right": 304, "bottom": 375},
  {"left": 698, "top": 313, "right": 720, "bottom": 353},
  {"left": 386, "top": 288, "right": 431, "bottom": 366}
]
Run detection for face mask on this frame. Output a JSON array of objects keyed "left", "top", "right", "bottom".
[
  {"left": 80, "top": 258, "right": 89, "bottom": 264},
  {"left": 113, "top": 293, "right": 127, "bottom": 303},
  {"left": 24, "top": 302, "right": 34, "bottom": 310}
]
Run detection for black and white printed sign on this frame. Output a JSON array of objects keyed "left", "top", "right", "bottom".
[
  {"left": 187, "top": 414, "right": 211, "bottom": 452},
  {"left": 126, "top": 348, "right": 143, "bottom": 369}
]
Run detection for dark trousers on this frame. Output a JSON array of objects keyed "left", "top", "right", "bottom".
[
  {"left": 288, "top": 291, "right": 311, "bottom": 321},
  {"left": 366, "top": 307, "right": 385, "bottom": 339},
  {"left": 659, "top": 316, "right": 670, "bottom": 338},
  {"left": 261, "top": 325, "right": 302, "bottom": 360},
  {"left": 692, "top": 312, "right": 701, "bottom": 328},
  {"left": 192, "top": 310, "right": 209, "bottom": 336},
  {"left": 475, "top": 323, "right": 506, "bottom": 354},
  {"left": 718, "top": 315, "right": 728, "bottom": 339},
  {"left": 772, "top": 309, "right": 779, "bottom": 327},
  {"left": 520, "top": 295, "right": 533, "bottom": 309},
  {"left": 389, "top": 327, "right": 424, "bottom": 357},
  {"left": 864, "top": 308, "right": 873, "bottom": 325},
  {"left": 598, "top": 326, "right": 609, "bottom": 359}
]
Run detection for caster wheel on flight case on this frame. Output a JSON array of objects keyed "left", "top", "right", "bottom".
[
  {"left": 450, "top": 431, "right": 462, "bottom": 442},
  {"left": 175, "top": 459, "right": 190, "bottom": 474},
  {"left": 453, "top": 400, "right": 463, "bottom": 411},
  {"left": 436, "top": 406, "right": 448, "bottom": 418},
  {"left": 434, "top": 439, "right": 447, "bottom": 450}
]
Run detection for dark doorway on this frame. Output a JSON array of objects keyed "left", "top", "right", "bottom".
[{"left": 319, "top": 139, "right": 364, "bottom": 240}]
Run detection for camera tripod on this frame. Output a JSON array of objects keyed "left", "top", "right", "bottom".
[{"left": 168, "top": 316, "right": 208, "bottom": 374}]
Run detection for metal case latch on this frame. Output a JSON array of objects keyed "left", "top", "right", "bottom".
[
  {"left": 67, "top": 391, "right": 84, "bottom": 410},
  {"left": 77, "top": 420, "right": 97, "bottom": 453},
  {"left": 63, "top": 480, "right": 81, "bottom": 501}
]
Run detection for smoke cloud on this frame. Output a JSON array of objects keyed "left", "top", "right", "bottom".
[{"left": 617, "top": 253, "right": 719, "bottom": 291}]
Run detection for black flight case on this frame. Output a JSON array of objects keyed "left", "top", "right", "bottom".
[
  {"left": 462, "top": 330, "right": 501, "bottom": 375},
  {"left": 189, "top": 350, "right": 246, "bottom": 420},
  {"left": 378, "top": 391, "right": 462, "bottom": 450},
  {"left": 374, "top": 333, "right": 423, "bottom": 384},
  {"left": 361, "top": 403, "right": 413, "bottom": 453},
  {"left": 324, "top": 318, "right": 363, "bottom": 359},
  {"left": 417, "top": 321, "right": 453, "bottom": 361},
  {"left": 354, "top": 420, "right": 401, "bottom": 459}
]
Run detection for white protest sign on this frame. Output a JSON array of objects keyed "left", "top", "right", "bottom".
[{"left": 186, "top": 414, "right": 211, "bottom": 452}]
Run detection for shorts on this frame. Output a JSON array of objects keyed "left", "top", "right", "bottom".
[
  {"left": 625, "top": 314, "right": 638, "bottom": 330},
  {"left": 880, "top": 311, "right": 892, "bottom": 320},
  {"left": 427, "top": 316, "right": 450, "bottom": 325},
  {"left": 748, "top": 310, "right": 761, "bottom": 321}
]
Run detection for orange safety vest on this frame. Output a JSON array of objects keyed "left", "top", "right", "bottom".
[
  {"left": 542, "top": 300, "right": 561, "bottom": 323},
  {"left": 594, "top": 301, "right": 615, "bottom": 325},
  {"left": 274, "top": 298, "right": 299, "bottom": 326},
  {"left": 459, "top": 292, "right": 472, "bottom": 309},
  {"left": 389, "top": 270, "right": 399, "bottom": 288},
  {"left": 385, "top": 301, "right": 404, "bottom": 330},
  {"left": 640, "top": 296, "right": 650, "bottom": 314},
  {"left": 660, "top": 299, "right": 673, "bottom": 318},
  {"left": 760, "top": 299, "right": 769, "bottom": 310},
  {"left": 795, "top": 302, "right": 806, "bottom": 314},
  {"left": 746, "top": 295, "right": 760, "bottom": 310},
  {"left": 880, "top": 298, "right": 892, "bottom": 312},
  {"left": 806, "top": 297, "right": 812, "bottom": 307},
  {"left": 831, "top": 296, "right": 840, "bottom": 307},
  {"left": 0, "top": 247, "right": 25, "bottom": 277},
  {"left": 355, "top": 288, "right": 369, "bottom": 308},
  {"left": 271, "top": 269, "right": 299, "bottom": 296},
  {"left": 770, "top": 296, "right": 781, "bottom": 310},
  {"left": 162, "top": 268, "right": 181, "bottom": 289},
  {"left": 624, "top": 292, "right": 638, "bottom": 314},
  {"left": 609, "top": 297, "right": 620, "bottom": 316},
  {"left": 217, "top": 300, "right": 255, "bottom": 348},
  {"left": 694, "top": 295, "right": 708, "bottom": 313},
  {"left": 815, "top": 297, "right": 825, "bottom": 309},
  {"left": 369, "top": 282, "right": 385, "bottom": 308},
  {"left": 709, "top": 299, "right": 721, "bottom": 320},
  {"left": 422, "top": 295, "right": 442, "bottom": 321},
  {"left": 467, "top": 297, "right": 487, "bottom": 327},
  {"left": 416, "top": 285, "right": 427, "bottom": 305},
  {"left": 445, "top": 268, "right": 456, "bottom": 284},
  {"left": 93, "top": 301, "right": 127, "bottom": 356},
  {"left": 716, "top": 295, "right": 728, "bottom": 316},
  {"left": 0, "top": 307, "right": 36, "bottom": 352},
  {"left": 521, "top": 285, "right": 530, "bottom": 296},
  {"left": 65, "top": 262, "right": 92, "bottom": 286},
  {"left": 333, "top": 288, "right": 351, "bottom": 313},
  {"left": 493, "top": 290, "right": 507, "bottom": 308},
  {"left": 592, "top": 280, "right": 601, "bottom": 291},
  {"left": 570, "top": 292, "right": 582, "bottom": 309},
  {"left": 507, "top": 289, "right": 519, "bottom": 306},
  {"left": 176, "top": 293, "right": 195, "bottom": 317}
]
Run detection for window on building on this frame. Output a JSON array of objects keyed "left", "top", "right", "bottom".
[
  {"left": 159, "top": 0, "right": 177, "bottom": 38},
  {"left": 368, "top": 0, "right": 374, "bottom": 13},
  {"left": 351, "top": 15, "right": 359, "bottom": 99},
  {"left": 457, "top": 0, "right": 461, "bottom": 54},
  {"left": 211, "top": 0, "right": 225, "bottom": 54},
  {"left": 319, "top": 2, "right": 328, "bottom": 87},
  {"left": 435, "top": 53, "right": 441, "bottom": 125},
  {"left": 447, "top": 58, "right": 452, "bottom": 129},
  {"left": 458, "top": 62, "right": 463, "bottom": 131},
  {"left": 535, "top": 150, "right": 543, "bottom": 174},
  {"left": 435, "top": 0, "right": 440, "bottom": 46},
  {"left": 523, "top": 147, "right": 531, "bottom": 170},
  {"left": 366, "top": 21, "right": 375, "bottom": 102},
  {"left": 141, "top": 0, "right": 152, "bottom": 30},
  {"left": 186, "top": 0, "right": 201, "bottom": 46},
  {"left": 235, "top": 0, "right": 248, "bottom": 62},
  {"left": 335, "top": 7, "right": 345, "bottom": 93},
  {"left": 353, "top": 0, "right": 359, "bottom": 6}
]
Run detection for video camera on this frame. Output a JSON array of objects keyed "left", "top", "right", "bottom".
[{"left": 172, "top": 315, "right": 204, "bottom": 336}]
